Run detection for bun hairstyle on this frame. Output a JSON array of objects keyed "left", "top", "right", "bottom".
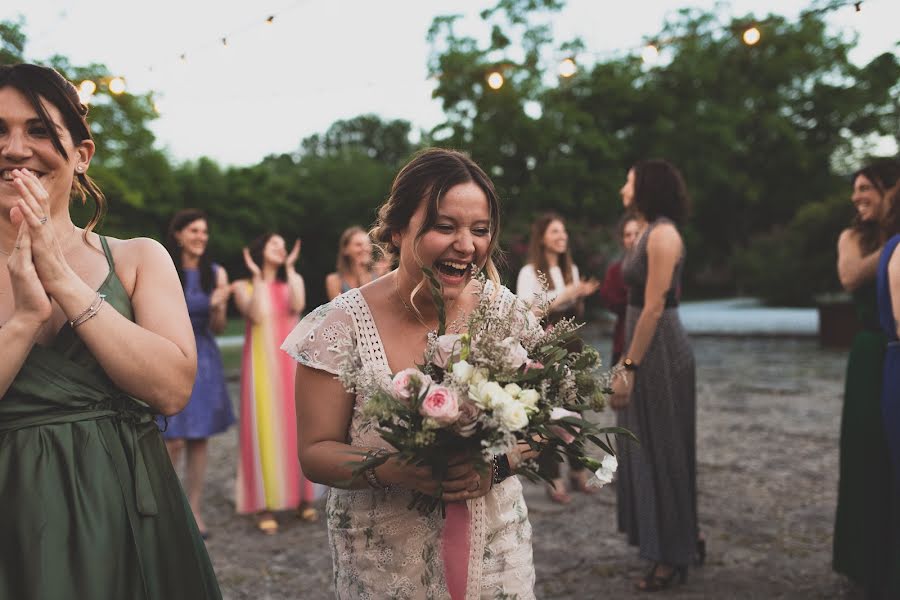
[
  {"left": 370, "top": 148, "right": 503, "bottom": 291},
  {"left": 0, "top": 64, "right": 105, "bottom": 239}
]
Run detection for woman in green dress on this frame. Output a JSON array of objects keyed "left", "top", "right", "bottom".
[
  {"left": 0, "top": 64, "right": 221, "bottom": 599},
  {"left": 833, "top": 160, "right": 900, "bottom": 597}
]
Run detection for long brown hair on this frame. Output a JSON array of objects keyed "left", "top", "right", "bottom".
[
  {"left": 370, "top": 148, "right": 503, "bottom": 291},
  {"left": 335, "top": 226, "right": 371, "bottom": 277},
  {"left": 526, "top": 213, "right": 573, "bottom": 290},
  {"left": 0, "top": 64, "right": 105, "bottom": 240},
  {"left": 853, "top": 161, "right": 900, "bottom": 253}
]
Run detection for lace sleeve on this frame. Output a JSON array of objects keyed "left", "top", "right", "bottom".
[{"left": 280, "top": 298, "right": 356, "bottom": 375}]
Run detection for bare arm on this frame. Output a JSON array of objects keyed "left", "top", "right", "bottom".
[
  {"left": 46, "top": 239, "right": 197, "bottom": 415},
  {"left": 325, "top": 273, "right": 342, "bottom": 301},
  {"left": 208, "top": 265, "right": 230, "bottom": 335},
  {"left": 889, "top": 249, "right": 900, "bottom": 340},
  {"left": 286, "top": 268, "right": 306, "bottom": 315},
  {"left": 231, "top": 278, "right": 265, "bottom": 325},
  {"left": 837, "top": 229, "right": 880, "bottom": 292},
  {"left": 621, "top": 223, "right": 682, "bottom": 365}
]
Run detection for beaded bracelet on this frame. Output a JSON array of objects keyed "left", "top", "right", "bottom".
[
  {"left": 363, "top": 448, "right": 389, "bottom": 489},
  {"left": 491, "top": 454, "right": 512, "bottom": 486},
  {"left": 71, "top": 293, "right": 106, "bottom": 329}
]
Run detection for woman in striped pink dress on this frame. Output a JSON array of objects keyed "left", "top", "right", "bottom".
[{"left": 232, "top": 232, "right": 314, "bottom": 533}]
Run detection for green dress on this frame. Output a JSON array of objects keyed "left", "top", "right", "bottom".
[
  {"left": 833, "top": 281, "right": 899, "bottom": 592},
  {"left": 0, "top": 237, "right": 222, "bottom": 600}
]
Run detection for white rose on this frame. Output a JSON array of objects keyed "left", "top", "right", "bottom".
[
  {"left": 494, "top": 397, "right": 529, "bottom": 431},
  {"left": 470, "top": 381, "right": 503, "bottom": 409},
  {"left": 451, "top": 359, "right": 475, "bottom": 384},
  {"left": 503, "top": 383, "right": 522, "bottom": 397},
  {"left": 517, "top": 388, "right": 540, "bottom": 411},
  {"left": 498, "top": 337, "right": 529, "bottom": 371}
]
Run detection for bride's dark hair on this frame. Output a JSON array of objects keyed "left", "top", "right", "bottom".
[{"left": 370, "top": 148, "right": 503, "bottom": 289}]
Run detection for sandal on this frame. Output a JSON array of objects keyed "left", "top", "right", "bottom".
[
  {"left": 255, "top": 514, "right": 279, "bottom": 535},
  {"left": 547, "top": 481, "right": 572, "bottom": 504},
  {"left": 297, "top": 504, "right": 318, "bottom": 522},
  {"left": 635, "top": 563, "right": 687, "bottom": 592}
]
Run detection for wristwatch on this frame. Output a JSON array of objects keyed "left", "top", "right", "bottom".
[{"left": 622, "top": 358, "right": 639, "bottom": 371}]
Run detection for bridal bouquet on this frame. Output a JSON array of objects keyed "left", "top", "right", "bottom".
[{"left": 339, "top": 270, "right": 631, "bottom": 513}]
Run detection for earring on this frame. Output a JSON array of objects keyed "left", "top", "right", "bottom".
[{"left": 75, "top": 165, "right": 84, "bottom": 173}]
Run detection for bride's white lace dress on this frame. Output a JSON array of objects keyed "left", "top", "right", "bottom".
[{"left": 281, "top": 286, "right": 536, "bottom": 600}]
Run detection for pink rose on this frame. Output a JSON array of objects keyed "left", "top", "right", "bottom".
[
  {"left": 432, "top": 334, "right": 463, "bottom": 369},
  {"left": 392, "top": 368, "right": 431, "bottom": 401},
  {"left": 419, "top": 385, "right": 460, "bottom": 426},
  {"left": 549, "top": 407, "right": 581, "bottom": 444},
  {"left": 523, "top": 360, "right": 544, "bottom": 373}
]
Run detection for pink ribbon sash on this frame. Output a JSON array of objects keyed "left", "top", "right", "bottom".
[{"left": 442, "top": 500, "right": 470, "bottom": 599}]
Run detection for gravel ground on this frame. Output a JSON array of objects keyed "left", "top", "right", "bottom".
[{"left": 186, "top": 334, "right": 864, "bottom": 599}]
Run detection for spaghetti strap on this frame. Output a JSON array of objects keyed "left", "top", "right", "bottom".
[{"left": 99, "top": 236, "right": 115, "bottom": 269}]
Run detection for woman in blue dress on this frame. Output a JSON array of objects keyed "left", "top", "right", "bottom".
[{"left": 163, "top": 209, "right": 235, "bottom": 537}]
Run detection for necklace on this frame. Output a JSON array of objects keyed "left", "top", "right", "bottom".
[{"left": 395, "top": 274, "right": 431, "bottom": 330}]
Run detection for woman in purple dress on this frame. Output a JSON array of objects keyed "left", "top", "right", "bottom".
[{"left": 162, "top": 209, "right": 236, "bottom": 537}]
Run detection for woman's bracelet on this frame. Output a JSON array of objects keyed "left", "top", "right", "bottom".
[
  {"left": 363, "top": 448, "right": 389, "bottom": 489},
  {"left": 491, "top": 454, "right": 512, "bottom": 486},
  {"left": 70, "top": 293, "right": 106, "bottom": 329}
]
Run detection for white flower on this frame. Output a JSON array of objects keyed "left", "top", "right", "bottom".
[
  {"left": 498, "top": 336, "right": 529, "bottom": 371},
  {"left": 451, "top": 360, "right": 475, "bottom": 384},
  {"left": 493, "top": 396, "right": 529, "bottom": 431},
  {"left": 470, "top": 367, "right": 489, "bottom": 385},
  {"left": 517, "top": 388, "right": 540, "bottom": 411},
  {"left": 470, "top": 381, "right": 503, "bottom": 409},
  {"left": 590, "top": 454, "right": 618, "bottom": 488},
  {"left": 503, "top": 383, "right": 522, "bottom": 397},
  {"left": 549, "top": 407, "right": 579, "bottom": 421}
]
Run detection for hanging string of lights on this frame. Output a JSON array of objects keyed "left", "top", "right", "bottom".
[
  {"left": 485, "top": 0, "right": 867, "bottom": 88},
  {"left": 63, "top": 0, "right": 869, "bottom": 103},
  {"left": 72, "top": 0, "right": 306, "bottom": 106}
]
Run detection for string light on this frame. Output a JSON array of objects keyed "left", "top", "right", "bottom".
[
  {"left": 854, "top": 1, "right": 862, "bottom": 12},
  {"left": 486, "top": 71, "right": 504, "bottom": 90},
  {"left": 108, "top": 77, "right": 126, "bottom": 95},
  {"left": 557, "top": 57, "right": 577, "bottom": 78},
  {"left": 221, "top": 37, "right": 228, "bottom": 47},
  {"left": 641, "top": 44, "right": 660, "bottom": 64},
  {"left": 266, "top": 15, "right": 275, "bottom": 24},
  {"left": 78, "top": 80, "right": 97, "bottom": 96},
  {"left": 742, "top": 26, "right": 761, "bottom": 46}
]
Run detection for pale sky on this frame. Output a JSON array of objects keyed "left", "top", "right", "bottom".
[{"left": 4, "top": 0, "right": 897, "bottom": 166}]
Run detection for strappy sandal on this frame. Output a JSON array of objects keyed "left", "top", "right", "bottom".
[
  {"left": 255, "top": 514, "right": 279, "bottom": 535},
  {"left": 635, "top": 563, "right": 687, "bottom": 592}
]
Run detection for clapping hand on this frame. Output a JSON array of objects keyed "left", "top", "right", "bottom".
[
  {"left": 6, "top": 206, "right": 52, "bottom": 326},
  {"left": 242, "top": 248, "right": 261, "bottom": 279},
  {"left": 210, "top": 282, "right": 230, "bottom": 309},
  {"left": 286, "top": 239, "right": 301, "bottom": 270}
]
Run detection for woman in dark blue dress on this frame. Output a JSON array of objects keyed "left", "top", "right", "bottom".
[{"left": 162, "top": 209, "right": 235, "bottom": 537}]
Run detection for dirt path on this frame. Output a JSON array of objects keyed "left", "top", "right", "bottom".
[{"left": 192, "top": 335, "right": 861, "bottom": 599}]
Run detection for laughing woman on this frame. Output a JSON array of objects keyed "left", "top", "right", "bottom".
[
  {"left": 0, "top": 64, "right": 220, "bottom": 598},
  {"left": 282, "top": 148, "right": 538, "bottom": 599}
]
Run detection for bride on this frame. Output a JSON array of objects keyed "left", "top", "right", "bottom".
[{"left": 282, "top": 148, "right": 536, "bottom": 599}]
